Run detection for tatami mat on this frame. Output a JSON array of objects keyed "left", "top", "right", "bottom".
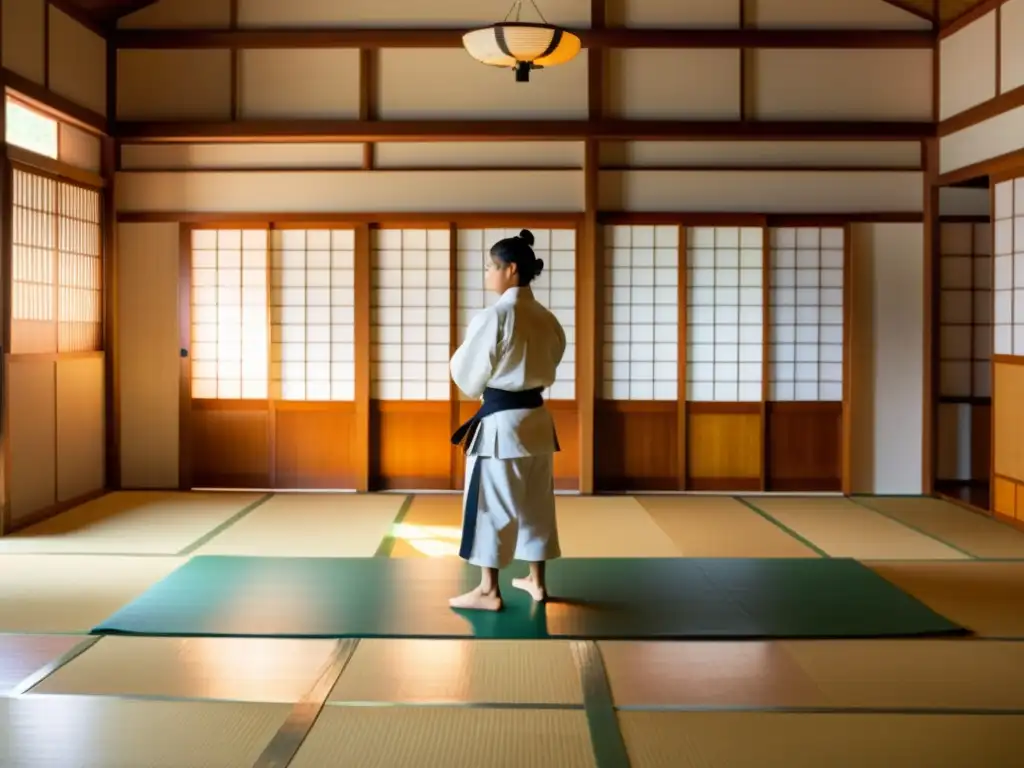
[
  {"left": 291, "top": 707, "right": 595, "bottom": 768},
  {"left": 0, "top": 696, "right": 289, "bottom": 767},
  {"left": 855, "top": 496, "right": 1024, "bottom": 560},
  {"left": 554, "top": 496, "right": 680, "bottom": 557},
  {"left": 0, "top": 492, "right": 264, "bottom": 555},
  {"left": 31, "top": 637, "right": 339, "bottom": 703},
  {"left": 619, "top": 711, "right": 1024, "bottom": 767},
  {"left": 0, "top": 635, "right": 85, "bottom": 695},
  {"left": 780, "top": 639, "right": 1024, "bottom": 710},
  {"left": 637, "top": 496, "right": 819, "bottom": 558},
  {"left": 868, "top": 562, "right": 1024, "bottom": 638},
  {"left": 745, "top": 497, "right": 968, "bottom": 560},
  {"left": 392, "top": 495, "right": 682, "bottom": 559},
  {"left": 390, "top": 495, "right": 463, "bottom": 558},
  {"left": 193, "top": 493, "right": 407, "bottom": 557},
  {"left": 0, "top": 555, "right": 185, "bottom": 633},
  {"left": 328, "top": 639, "right": 582, "bottom": 704},
  {"left": 600, "top": 640, "right": 824, "bottom": 708}
]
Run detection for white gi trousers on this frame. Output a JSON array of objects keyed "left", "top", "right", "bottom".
[{"left": 461, "top": 453, "right": 561, "bottom": 569}]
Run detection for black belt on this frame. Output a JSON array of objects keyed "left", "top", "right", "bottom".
[{"left": 452, "top": 387, "right": 558, "bottom": 560}]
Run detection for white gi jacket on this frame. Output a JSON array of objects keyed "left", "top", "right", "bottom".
[{"left": 450, "top": 286, "right": 566, "bottom": 459}]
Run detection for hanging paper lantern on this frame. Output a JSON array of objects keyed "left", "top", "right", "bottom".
[{"left": 463, "top": 13, "right": 581, "bottom": 82}]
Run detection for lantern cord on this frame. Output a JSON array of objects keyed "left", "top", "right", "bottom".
[{"left": 503, "top": 0, "right": 549, "bottom": 24}]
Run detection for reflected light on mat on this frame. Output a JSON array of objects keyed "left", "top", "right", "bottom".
[
  {"left": 223, "top": 582, "right": 319, "bottom": 635},
  {"left": 392, "top": 639, "right": 469, "bottom": 701},
  {"left": 188, "top": 638, "right": 335, "bottom": 701},
  {"left": 393, "top": 523, "right": 462, "bottom": 558}
]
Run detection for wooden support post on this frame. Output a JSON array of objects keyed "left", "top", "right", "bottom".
[
  {"left": 578, "top": 0, "right": 605, "bottom": 495},
  {"left": 922, "top": 138, "right": 940, "bottom": 496},
  {"left": 354, "top": 224, "right": 372, "bottom": 492}
]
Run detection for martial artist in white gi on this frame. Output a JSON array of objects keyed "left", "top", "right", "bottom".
[{"left": 448, "top": 229, "right": 566, "bottom": 612}]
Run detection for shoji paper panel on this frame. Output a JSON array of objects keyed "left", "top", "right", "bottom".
[
  {"left": 602, "top": 140, "right": 921, "bottom": 169},
  {"left": 940, "top": 104, "right": 1024, "bottom": 174},
  {"left": 11, "top": 170, "right": 102, "bottom": 355},
  {"left": 750, "top": 50, "right": 932, "bottom": 120},
  {"left": 610, "top": 0, "right": 737, "bottom": 26},
  {"left": 752, "top": 0, "right": 930, "bottom": 28},
  {"left": 57, "top": 183, "right": 102, "bottom": 354},
  {"left": 120, "top": 143, "right": 365, "bottom": 170},
  {"left": 940, "top": 10, "right": 997, "bottom": 119},
  {"left": 238, "top": 50, "right": 361, "bottom": 120},
  {"left": 6, "top": 101, "right": 57, "bottom": 159},
  {"left": 117, "top": 171, "right": 585, "bottom": 213},
  {"left": 48, "top": 8, "right": 106, "bottom": 115},
  {"left": 2, "top": 0, "right": 45, "bottom": 83},
  {"left": 237, "top": 0, "right": 590, "bottom": 27},
  {"left": 940, "top": 222, "right": 993, "bottom": 396},
  {"left": 12, "top": 169, "right": 56, "bottom": 355},
  {"left": 769, "top": 227, "right": 844, "bottom": 401},
  {"left": 994, "top": 179, "right": 1024, "bottom": 356},
  {"left": 375, "top": 142, "right": 584, "bottom": 169},
  {"left": 57, "top": 183, "right": 102, "bottom": 353},
  {"left": 190, "top": 229, "right": 269, "bottom": 399},
  {"left": 1002, "top": 0, "right": 1024, "bottom": 93},
  {"left": 602, "top": 225, "right": 679, "bottom": 400},
  {"left": 455, "top": 228, "right": 576, "bottom": 400},
  {"left": 59, "top": 124, "right": 102, "bottom": 173},
  {"left": 270, "top": 229, "right": 356, "bottom": 401},
  {"left": 686, "top": 227, "right": 764, "bottom": 402},
  {"left": 371, "top": 229, "right": 450, "bottom": 400},
  {"left": 599, "top": 171, "right": 922, "bottom": 213},
  {"left": 606, "top": 50, "right": 740, "bottom": 119},
  {"left": 118, "top": 50, "right": 232, "bottom": 120},
  {"left": 378, "top": 50, "right": 588, "bottom": 120}
]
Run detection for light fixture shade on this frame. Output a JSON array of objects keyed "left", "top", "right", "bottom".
[{"left": 463, "top": 22, "right": 581, "bottom": 71}]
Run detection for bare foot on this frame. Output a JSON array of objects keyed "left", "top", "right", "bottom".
[
  {"left": 512, "top": 576, "right": 547, "bottom": 603},
  {"left": 449, "top": 585, "right": 503, "bottom": 612}
]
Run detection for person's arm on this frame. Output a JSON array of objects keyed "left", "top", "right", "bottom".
[
  {"left": 450, "top": 309, "right": 500, "bottom": 399},
  {"left": 553, "top": 314, "right": 567, "bottom": 367}
]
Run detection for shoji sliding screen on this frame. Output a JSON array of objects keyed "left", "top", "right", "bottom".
[
  {"left": 187, "top": 226, "right": 362, "bottom": 489},
  {"left": 764, "top": 226, "right": 847, "bottom": 491},
  {"left": 597, "top": 224, "right": 681, "bottom": 490},
  {"left": 991, "top": 178, "right": 1024, "bottom": 520},
  {"left": 455, "top": 227, "right": 580, "bottom": 490},
  {"left": 935, "top": 221, "right": 991, "bottom": 492},
  {"left": 188, "top": 227, "right": 271, "bottom": 487},
  {"left": 596, "top": 219, "right": 850, "bottom": 493},
  {"left": 685, "top": 225, "right": 765, "bottom": 490},
  {"left": 370, "top": 227, "right": 452, "bottom": 489}
]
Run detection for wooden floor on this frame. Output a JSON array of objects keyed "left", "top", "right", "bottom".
[{"left": 3, "top": 491, "right": 1024, "bottom": 766}]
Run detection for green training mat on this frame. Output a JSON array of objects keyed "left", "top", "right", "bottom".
[{"left": 91, "top": 556, "right": 968, "bottom": 640}]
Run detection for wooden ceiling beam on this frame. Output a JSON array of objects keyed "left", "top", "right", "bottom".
[
  {"left": 877, "top": 0, "right": 937, "bottom": 23},
  {"left": 114, "top": 27, "right": 935, "bottom": 50},
  {"left": 940, "top": 0, "right": 1004, "bottom": 36},
  {"left": 116, "top": 119, "right": 934, "bottom": 143}
]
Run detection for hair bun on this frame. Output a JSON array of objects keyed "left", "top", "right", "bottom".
[
  {"left": 518, "top": 229, "right": 535, "bottom": 247},
  {"left": 534, "top": 258, "right": 545, "bottom": 275}
]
